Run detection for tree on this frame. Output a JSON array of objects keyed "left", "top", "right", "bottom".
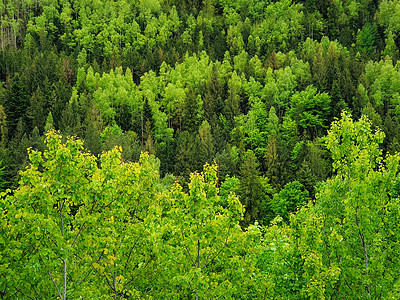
[
  {"left": 182, "top": 86, "right": 203, "bottom": 132},
  {"left": 174, "top": 130, "right": 203, "bottom": 182},
  {"left": 289, "top": 85, "right": 331, "bottom": 138},
  {"left": 0, "top": 105, "right": 7, "bottom": 148},
  {"left": 45, "top": 111, "right": 54, "bottom": 131},
  {"left": 0, "top": 159, "right": 8, "bottom": 192},
  {"left": 270, "top": 181, "right": 309, "bottom": 221},
  {"left": 382, "top": 30, "right": 399, "bottom": 60},
  {"left": 224, "top": 71, "right": 242, "bottom": 130},
  {"left": 378, "top": 0, "right": 400, "bottom": 35},
  {"left": 198, "top": 120, "right": 215, "bottom": 164},
  {"left": 0, "top": 131, "right": 161, "bottom": 299},
  {"left": 27, "top": 86, "right": 47, "bottom": 133},
  {"left": 84, "top": 119, "right": 102, "bottom": 157},
  {"left": 291, "top": 111, "right": 400, "bottom": 298},
  {"left": 158, "top": 163, "right": 245, "bottom": 299},
  {"left": 238, "top": 150, "right": 273, "bottom": 226},
  {"left": 5, "top": 74, "right": 29, "bottom": 138},
  {"left": 356, "top": 23, "right": 378, "bottom": 59},
  {"left": 258, "top": 217, "right": 306, "bottom": 299}
]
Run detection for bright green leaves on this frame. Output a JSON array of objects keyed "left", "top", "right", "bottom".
[
  {"left": 0, "top": 131, "right": 162, "bottom": 299},
  {"left": 160, "top": 163, "right": 244, "bottom": 298},
  {"left": 91, "top": 67, "right": 139, "bottom": 126},
  {"left": 326, "top": 111, "right": 385, "bottom": 180},
  {"left": 260, "top": 218, "right": 305, "bottom": 299},
  {"left": 254, "top": 112, "right": 400, "bottom": 298},
  {"left": 240, "top": 0, "right": 305, "bottom": 53},
  {"left": 364, "top": 58, "right": 400, "bottom": 117},
  {"left": 378, "top": 0, "right": 400, "bottom": 35},
  {"left": 2, "top": 131, "right": 266, "bottom": 298},
  {"left": 2, "top": 131, "right": 98, "bottom": 299},
  {"left": 270, "top": 181, "right": 310, "bottom": 221},
  {"left": 291, "top": 111, "right": 400, "bottom": 298}
]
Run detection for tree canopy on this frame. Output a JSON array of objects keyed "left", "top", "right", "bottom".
[{"left": 2, "top": 0, "right": 400, "bottom": 297}]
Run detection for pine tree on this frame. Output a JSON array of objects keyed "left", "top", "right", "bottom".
[
  {"left": 27, "top": 86, "right": 47, "bottom": 133},
  {"left": 0, "top": 105, "right": 8, "bottom": 149},
  {"left": 5, "top": 74, "right": 29, "bottom": 138},
  {"left": 238, "top": 150, "right": 272, "bottom": 226}
]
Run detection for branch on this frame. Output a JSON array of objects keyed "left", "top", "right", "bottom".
[
  {"left": 123, "top": 256, "right": 156, "bottom": 287},
  {"left": 113, "top": 256, "right": 117, "bottom": 300},
  {"left": 166, "top": 250, "right": 182, "bottom": 265},
  {"left": 201, "top": 245, "right": 224, "bottom": 271},
  {"left": 202, "top": 245, "right": 214, "bottom": 270},
  {"left": 102, "top": 271, "right": 114, "bottom": 291},
  {"left": 69, "top": 266, "right": 95, "bottom": 297},
  {"left": 14, "top": 287, "right": 35, "bottom": 300},
  {"left": 175, "top": 284, "right": 182, "bottom": 295},
  {"left": 201, "top": 228, "right": 230, "bottom": 271},
  {"left": 69, "top": 175, "right": 112, "bottom": 251},
  {"left": 0, "top": 282, "right": 6, "bottom": 300},
  {"left": 354, "top": 207, "right": 371, "bottom": 295},
  {"left": 48, "top": 271, "right": 63, "bottom": 300},
  {"left": 184, "top": 244, "right": 198, "bottom": 268},
  {"left": 63, "top": 258, "right": 67, "bottom": 300},
  {"left": 69, "top": 221, "right": 86, "bottom": 250},
  {"left": 32, "top": 286, "right": 43, "bottom": 300},
  {"left": 197, "top": 240, "right": 200, "bottom": 268},
  {"left": 123, "top": 237, "right": 140, "bottom": 274}
]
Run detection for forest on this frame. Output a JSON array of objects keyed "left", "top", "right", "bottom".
[{"left": 1, "top": 0, "right": 400, "bottom": 298}]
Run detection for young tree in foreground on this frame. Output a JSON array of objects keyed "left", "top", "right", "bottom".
[
  {"left": 0, "top": 131, "right": 161, "bottom": 299},
  {"left": 290, "top": 111, "right": 400, "bottom": 298},
  {"left": 158, "top": 163, "right": 255, "bottom": 299}
]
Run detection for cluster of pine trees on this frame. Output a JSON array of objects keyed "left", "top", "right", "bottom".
[{"left": 2, "top": 0, "right": 400, "bottom": 298}]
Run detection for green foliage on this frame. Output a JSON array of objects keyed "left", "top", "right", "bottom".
[
  {"left": 382, "top": 30, "right": 399, "bottom": 60},
  {"left": 158, "top": 164, "right": 245, "bottom": 298},
  {"left": 0, "top": 105, "right": 8, "bottom": 148},
  {"left": 0, "top": 160, "right": 8, "bottom": 192},
  {"left": 238, "top": 150, "right": 274, "bottom": 226},
  {"left": 365, "top": 58, "right": 400, "bottom": 117},
  {"left": 44, "top": 112, "right": 54, "bottom": 132},
  {"left": 357, "top": 23, "right": 378, "bottom": 56},
  {"left": 293, "top": 111, "right": 400, "bottom": 298},
  {"left": 326, "top": 111, "right": 385, "bottom": 180},
  {"left": 0, "top": 131, "right": 273, "bottom": 299},
  {"left": 270, "top": 181, "right": 310, "bottom": 221},
  {"left": 2, "top": 1, "right": 400, "bottom": 297},
  {"left": 259, "top": 217, "right": 305, "bottom": 299},
  {"left": 0, "top": 131, "right": 162, "bottom": 298},
  {"left": 379, "top": 0, "right": 400, "bottom": 34},
  {"left": 289, "top": 85, "right": 331, "bottom": 138}
]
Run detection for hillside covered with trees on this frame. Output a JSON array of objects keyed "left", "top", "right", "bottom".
[{"left": 2, "top": 0, "right": 400, "bottom": 298}]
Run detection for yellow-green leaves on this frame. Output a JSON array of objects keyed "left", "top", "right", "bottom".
[
  {"left": 1, "top": 131, "right": 162, "bottom": 299},
  {"left": 326, "top": 111, "right": 385, "bottom": 180},
  {"left": 159, "top": 163, "right": 245, "bottom": 298},
  {"left": 293, "top": 111, "right": 400, "bottom": 298},
  {"left": 1, "top": 131, "right": 271, "bottom": 299}
]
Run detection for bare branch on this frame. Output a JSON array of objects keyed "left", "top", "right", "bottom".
[
  {"left": 184, "top": 244, "right": 198, "bottom": 268},
  {"left": 48, "top": 271, "right": 63, "bottom": 300},
  {"left": 14, "top": 287, "right": 35, "bottom": 300},
  {"left": 201, "top": 228, "right": 230, "bottom": 271},
  {"left": 69, "top": 265, "right": 95, "bottom": 297},
  {"left": 69, "top": 221, "right": 86, "bottom": 250}
]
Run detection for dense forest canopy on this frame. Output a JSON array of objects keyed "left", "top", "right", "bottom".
[{"left": 2, "top": 0, "right": 400, "bottom": 298}]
